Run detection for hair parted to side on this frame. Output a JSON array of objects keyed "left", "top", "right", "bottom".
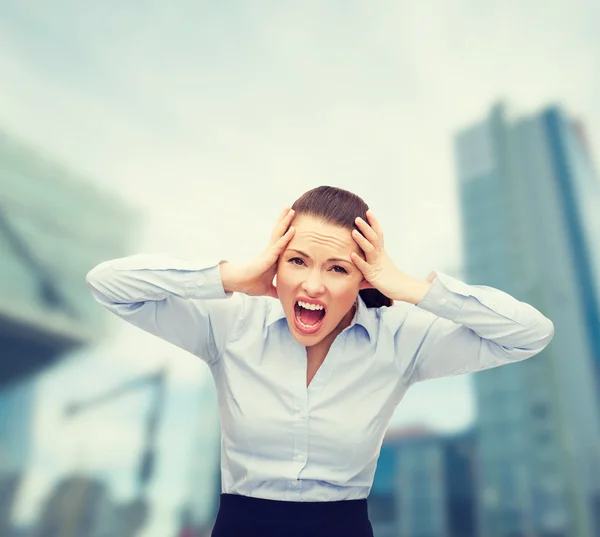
[{"left": 291, "top": 186, "right": 393, "bottom": 308}]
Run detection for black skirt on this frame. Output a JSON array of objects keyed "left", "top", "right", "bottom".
[{"left": 211, "top": 493, "right": 374, "bottom": 537}]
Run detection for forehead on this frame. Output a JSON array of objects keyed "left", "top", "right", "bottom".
[{"left": 289, "top": 215, "right": 359, "bottom": 255}]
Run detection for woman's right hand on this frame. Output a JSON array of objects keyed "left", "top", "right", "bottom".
[{"left": 220, "top": 207, "right": 296, "bottom": 298}]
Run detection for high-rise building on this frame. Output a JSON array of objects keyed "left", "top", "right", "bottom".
[
  {"left": 0, "top": 379, "right": 36, "bottom": 537},
  {"left": 454, "top": 103, "right": 600, "bottom": 537},
  {"left": 177, "top": 376, "right": 222, "bottom": 537},
  {"left": 30, "top": 475, "right": 114, "bottom": 537},
  {"left": 369, "top": 426, "right": 478, "bottom": 537},
  {"left": 368, "top": 439, "right": 398, "bottom": 537},
  {"left": 0, "top": 130, "right": 139, "bottom": 388},
  {"left": 0, "top": 379, "right": 35, "bottom": 474},
  {"left": 0, "top": 130, "right": 138, "bottom": 536}
]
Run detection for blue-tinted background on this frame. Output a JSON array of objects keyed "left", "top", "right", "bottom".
[{"left": 1, "top": 2, "right": 599, "bottom": 536}]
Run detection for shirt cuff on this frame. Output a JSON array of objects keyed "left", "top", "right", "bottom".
[
  {"left": 184, "top": 261, "right": 233, "bottom": 300},
  {"left": 415, "top": 270, "right": 467, "bottom": 321}
]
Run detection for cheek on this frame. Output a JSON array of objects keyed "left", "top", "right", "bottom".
[
  {"left": 275, "top": 265, "right": 295, "bottom": 294},
  {"left": 328, "top": 278, "right": 360, "bottom": 307}
]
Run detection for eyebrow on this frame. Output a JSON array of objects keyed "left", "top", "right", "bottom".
[{"left": 286, "top": 249, "right": 353, "bottom": 265}]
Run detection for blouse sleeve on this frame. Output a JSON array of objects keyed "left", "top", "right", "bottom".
[
  {"left": 85, "top": 254, "right": 249, "bottom": 365},
  {"left": 395, "top": 271, "right": 554, "bottom": 385}
]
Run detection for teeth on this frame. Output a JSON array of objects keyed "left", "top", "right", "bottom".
[{"left": 297, "top": 300, "right": 324, "bottom": 311}]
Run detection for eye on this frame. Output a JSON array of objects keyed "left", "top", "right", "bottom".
[
  {"left": 331, "top": 265, "right": 349, "bottom": 274},
  {"left": 288, "top": 257, "right": 306, "bottom": 266}
]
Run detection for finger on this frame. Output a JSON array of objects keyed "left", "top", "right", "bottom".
[
  {"left": 351, "top": 252, "right": 369, "bottom": 272},
  {"left": 273, "top": 226, "right": 295, "bottom": 253},
  {"left": 365, "top": 210, "right": 384, "bottom": 246},
  {"left": 355, "top": 216, "right": 380, "bottom": 248},
  {"left": 271, "top": 208, "right": 295, "bottom": 244},
  {"left": 352, "top": 229, "right": 376, "bottom": 255},
  {"left": 426, "top": 271, "right": 438, "bottom": 283}
]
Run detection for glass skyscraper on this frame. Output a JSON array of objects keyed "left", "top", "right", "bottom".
[
  {"left": 0, "top": 379, "right": 36, "bottom": 537},
  {"left": 0, "top": 130, "right": 138, "bottom": 536},
  {"left": 177, "top": 376, "right": 222, "bottom": 537},
  {"left": 369, "top": 428, "right": 478, "bottom": 537},
  {"left": 454, "top": 103, "right": 600, "bottom": 537},
  {"left": 0, "top": 130, "right": 140, "bottom": 387}
]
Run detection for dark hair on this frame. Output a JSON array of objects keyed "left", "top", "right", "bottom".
[{"left": 290, "top": 186, "right": 393, "bottom": 308}]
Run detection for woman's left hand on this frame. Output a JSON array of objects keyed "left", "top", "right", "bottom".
[{"left": 350, "top": 210, "right": 431, "bottom": 303}]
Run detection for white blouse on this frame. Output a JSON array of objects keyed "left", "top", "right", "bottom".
[{"left": 86, "top": 254, "right": 554, "bottom": 502}]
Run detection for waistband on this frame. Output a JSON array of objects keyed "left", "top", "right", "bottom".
[{"left": 217, "top": 493, "right": 369, "bottom": 521}]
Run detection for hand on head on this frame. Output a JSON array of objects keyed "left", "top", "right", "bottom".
[
  {"left": 350, "top": 210, "right": 408, "bottom": 301},
  {"left": 221, "top": 200, "right": 401, "bottom": 305},
  {"left": 220, "top": 207, "right": 296, "bottom": 298},
  {"left": 350, "top": 210, "right": 385, "bottom": 291}
]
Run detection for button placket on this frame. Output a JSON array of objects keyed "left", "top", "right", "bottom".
[
  {"left": 290, "top": 333, "right": 309, "bottom": 492},
  {"left": 306, "top": 331, "right": 347, "bottom": 402},
  {"left": 293, "top": 397, "right": 309, "bottom": 474}
]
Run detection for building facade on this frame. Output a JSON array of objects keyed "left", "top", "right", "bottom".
[
  {"left": 177, "top": 376, "right": 222, "bottom": 537},
  {"left": 0, "top": 379, "right": 36, "bottom": 537},
  {"left": 454, "top": 103, "right": 600, "bottom": 537},
  {"left": 370, "top": 427, "right": 477, "bottom": 537},
  {"left": 0, "top": 130, "right": 138, "bottom": 536},
  {"left": 0, "top": 130, "right": 139, "bottom": 387}
]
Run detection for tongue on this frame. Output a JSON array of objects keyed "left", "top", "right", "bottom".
[{"left": 299, "top": 307, "right": 325, "bottom": 326}]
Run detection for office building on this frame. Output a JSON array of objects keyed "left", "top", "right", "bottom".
[
  {"left": 0, "top": 130, "right": 139, "bottom": 388},
  {"left": 454, "top": 103, "right": 600, "bottom": 537},
  {"left": 177, "top": 376, "right": 222, "bottom": 537},
  {"left": 0, "top": 130, "right": 138, "bottom": 536},
  {"left": 370, "top": 427, "right": 477, "bottom": 537},
  {"left": 0, "top": 379, "right": 36, "bottom": 537}
]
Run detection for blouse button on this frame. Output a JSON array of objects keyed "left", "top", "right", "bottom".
[{"left": 440, "top": 298, "right": 447, "bottom": 306}]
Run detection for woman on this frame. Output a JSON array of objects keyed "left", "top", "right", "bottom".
[{"left": 86, "top": 186, "right": 554, "bottom": 537}]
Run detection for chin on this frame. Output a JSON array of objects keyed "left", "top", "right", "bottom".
[{"left": 291, "top": 330, "right": 328, "bottom": 347}]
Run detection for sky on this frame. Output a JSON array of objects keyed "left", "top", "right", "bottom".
[{"left": 1, "top": 1, "right": 599, "bottom": 536}]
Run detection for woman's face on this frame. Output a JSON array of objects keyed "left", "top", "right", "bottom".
[{"left": 276, "top": 214, "right": 365, "bottom": 346}]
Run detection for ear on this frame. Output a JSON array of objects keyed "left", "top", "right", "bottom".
[
  {"left": 267, "top": 275, "right": 279, "bottom": 299},
  {"left": 359, "top": 278, "right": 374, "bottom": 290}
]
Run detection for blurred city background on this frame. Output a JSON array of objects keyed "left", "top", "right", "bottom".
[{"left": 1, "top": 2, "right": 599, "bottom": 537}]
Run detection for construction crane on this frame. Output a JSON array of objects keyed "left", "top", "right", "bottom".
[{"left": 62, "top": 367, "right": 168, "bottom": 537}]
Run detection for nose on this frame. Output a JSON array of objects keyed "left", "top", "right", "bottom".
[{"left": 302, "top": 270, "right": 325, "bottom": 297}]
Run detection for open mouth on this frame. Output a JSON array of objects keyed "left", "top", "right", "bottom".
[{"left": 294, "top": 300, "right": 327, "bottom": 334}]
